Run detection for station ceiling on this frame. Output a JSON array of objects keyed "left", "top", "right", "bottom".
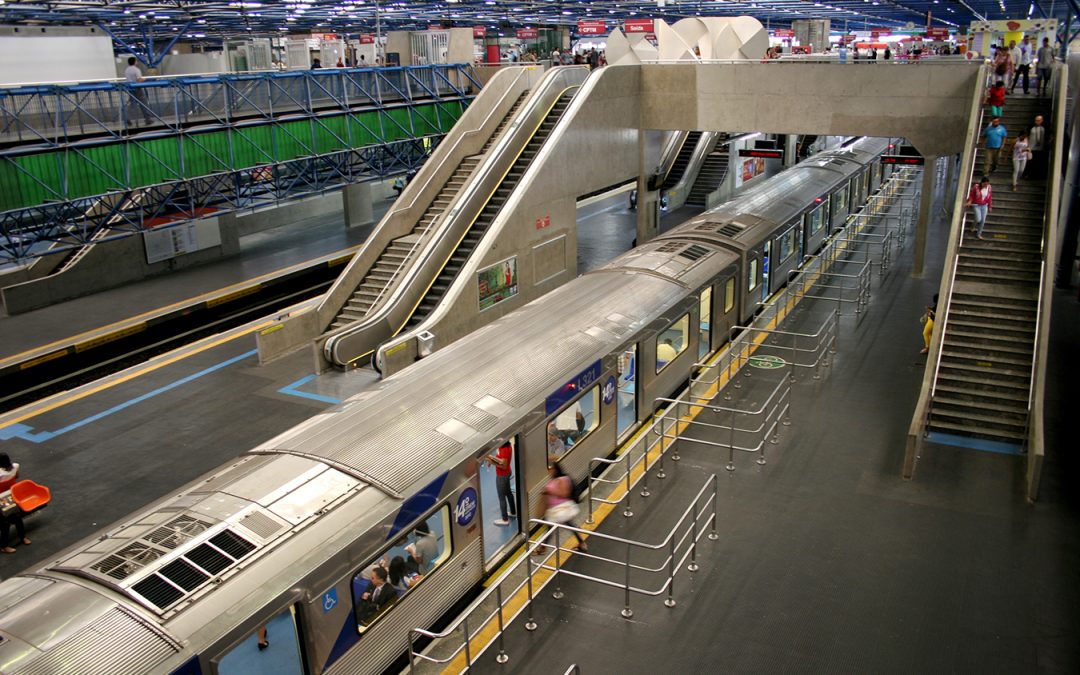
[{"left": 0, "top": 0, "right": 1068, "bottom": 40}]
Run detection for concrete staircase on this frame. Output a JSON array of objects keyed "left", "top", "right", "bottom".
[
  {"left": 928, "top": 93, "right": 1049, "bottom": 444},
  {"left": 327, "top": 93, "right": 527, "bottom": 331}
]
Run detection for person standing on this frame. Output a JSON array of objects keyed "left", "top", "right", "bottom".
[
  {"left": 487, "top": 441, "right": 516, "bottom": 526},
  {"left": 920, "top": 293, "right": 938, "bottom": 355},
  {"left": 0, "top": 454, "right": 29, "bottom": 554},
  {"left": 982, "top": 117, "right": 1008, "bottom": 176},
  {"left": 986, "top": 80, "right": 1007, "bottom": 117},
  {"left": 965, "top": 177, "right": 993, "bottom": 240},
  {"left": 1028, "top": 114, "right": 1048, "bottom": 179},
  {"left": 123, "top": 56, "right": 152, "bottom": 127},
  {"left": 1007, "top": 40, "right": 1021, "bottom": 88},
  {"left": 993, "top": 45, "right": 1013, "bottom": 82},
  {"left": 1012, "top": 36, "right": 1033, "bottom": 94},
  {"left": 1011, "top": 132, "right": 1032, "bottom": 191},
  {"left": 1037, "top": 37, "right": 1055, "bottom": 97}
]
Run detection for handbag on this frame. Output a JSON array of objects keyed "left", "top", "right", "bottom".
[{"left": 545, "top": 500, "right": 580, "bottom": 524}]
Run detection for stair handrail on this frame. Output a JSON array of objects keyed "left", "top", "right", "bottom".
[
  {"left": 324, "top": 67, "right": 589, "bottom": 367},
  {"left": 903, "top": 63, "right": 989, "bottom": 479},
  {"left": 1023, "top": 60, "right": 1067, "bottom": 501}
]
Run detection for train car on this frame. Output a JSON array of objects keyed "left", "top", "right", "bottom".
[
  {"left": 0, "top": 137, "right": 892, "bottom": 675},
  {"left": 659, "top": 137, "right": 889, "bottom": 320}
]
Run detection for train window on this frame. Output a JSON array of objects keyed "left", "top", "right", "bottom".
[
  {"left": 723, "top": 278, "right": 736, "bottom": 313},
  {"left": 833, "top": 186, "right": 849, "bottom": 218},
  {"left": 748, "top": 258, "right": 759, "bottom": 292},
  {"left": 656, "top": 314, "right": 689, "bottom": 373},
  {"left": 808, "top": 204, "right": 825, "bottom": 235},
  {"left": 698, "top": 289, "right": 712, "bottom": 359},
  {"left": 548, "top": 385, "right": 601, "bottom": 461},
  {"left": 350, "top": 507, "right": 452, "bottom": 635},
  {"left": 778, "top": 226, "right": 797, "bottom": 263},
  {"left": 216, "top": 606, "right": 304, "bottom": 675}
]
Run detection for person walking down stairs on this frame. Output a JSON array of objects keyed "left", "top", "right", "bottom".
[
  {"left": 965, "top": 176, "right": 993, "bottom": 240},
  {"left": 982, "top": 117, "right": 1008, "bottom": 176}
]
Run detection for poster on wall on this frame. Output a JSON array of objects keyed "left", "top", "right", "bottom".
[
  {"left": 741, "top": 159, "right": 754, "bottom": 183},
  {"left": 478, "top": 256, "right": 518, "bottom": 311}
]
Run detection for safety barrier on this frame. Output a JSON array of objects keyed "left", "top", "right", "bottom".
[
  {"left": 829, "top": 229, "right": 894, "bottom": 276},
  {"left": 795, "top": 255, "right": 871, "bottom": 315},
  {"left": 405, "top": 476, "right": 719, "bottom": 671}
]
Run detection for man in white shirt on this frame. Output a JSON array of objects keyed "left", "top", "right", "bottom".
[
  {"left": 123, "top": 56, "right": 151, "bottom": 127},
  {"left": 1011, "top": 36, "right": 1033, "bottom": 94}
]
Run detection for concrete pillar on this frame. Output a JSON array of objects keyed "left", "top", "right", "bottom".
[
  {"left": 636, "top": 133, "right": 659, "bottom": 244},
  {"left": 912, "top": 154, "right": 938, "bottom": 277},
  {"left": 343, "top": 182, "right": 374, "bottom": 228},
  {"left": 217, "top": 212, "right": 241, "bottom": 256}
]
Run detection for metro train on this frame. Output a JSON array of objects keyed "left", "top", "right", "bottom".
[{"left": 0, "top": 137, "right": 891, "bottom": 675}]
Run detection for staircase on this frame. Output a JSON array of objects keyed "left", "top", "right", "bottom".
[
  {"left": 403, "top": 89, "right": 577, "bottom": 330},
  {"left": 686, "top": 148, "right": 729, "bottom": 206},
  {"left": 327, "top": 93, "right": 527, "bottom": 331},
  {"left": 660, "top": 131, "right": 702, "bottom": 191},
  {"left": 927, "top": 93, "right": 1049, "bottom": 444}
]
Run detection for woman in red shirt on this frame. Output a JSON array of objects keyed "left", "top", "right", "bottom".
[
  {"left": 964, "top": 176, "right": 993, "bottom": 240},
  {"left": 986, "top": 80, "right": 1006, "bottom": 117}
]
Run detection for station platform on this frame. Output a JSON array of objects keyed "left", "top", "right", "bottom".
[
  {"left": 0, "top": 189, "right": 674, "bottom": 580},
  {"left": 447, "top": 172, "right": 1079, "bottom": 673}
]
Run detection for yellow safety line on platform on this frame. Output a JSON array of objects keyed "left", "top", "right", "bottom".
[
  {"left": 0, "top": 245, "right": 358, "bottom": 367},
  {"left": 0, "top": 319, "right": 274, "bottom": 430}
]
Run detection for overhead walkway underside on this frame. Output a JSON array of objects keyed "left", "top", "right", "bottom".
[{"left": 0, "top": 64, "right": 478, "bottom": 263}]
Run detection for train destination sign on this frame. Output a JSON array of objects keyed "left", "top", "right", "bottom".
[
  {"left": 881, "top": 155, "right": 925, "bottom": 165},
  {"left": 738, "top": 148, "right": 784, "bottom": 159}
]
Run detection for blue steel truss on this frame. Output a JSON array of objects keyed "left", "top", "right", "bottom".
[{"left": 0, "top": 64, "right": 481, "bottom": 264}]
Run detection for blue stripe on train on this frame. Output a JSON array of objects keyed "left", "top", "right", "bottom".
[{"left": 386, "top": 472, "right": 449, "bottom": 540}]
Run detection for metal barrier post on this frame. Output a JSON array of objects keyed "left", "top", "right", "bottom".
[
  {"left": 726, "top": 408, "right": 737, "bottom": 471},
  {"left": 495, "top": 585, "right": 509, "bottom": 664},
  {"left": 552, "top": 528, "right": 564, "bottom": 599},
  {"left": 525, "top": 546, "right": 538, "bottom": 631},
  {"left": 709, "top": 474, "right": 720, "bottom": 541},
  {"left": 462, "top": 617, "right": 471, "bottom": 669},
  {"left": 671, "top": 401, "right": 682, "bottom": 461},
  {"left": 688, "top": 499, "right": 700, "bottom": 572},
  {"left": 622, "top": 541, "right": 634, "bottom": 618},
  {"left": 407, "top": 631, "right": 417, "bottom": 672},
  {"left": 640, "top": 442, "right": 651, "bottom": 497},
  {"left": 623, "top": 451, "right": 634, "bottom": 517},
  {"left": 664, "top": 535, "right": 677, "bottom": 608}
]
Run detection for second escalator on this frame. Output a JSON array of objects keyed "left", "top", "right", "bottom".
[{"left": 402, "top": 88, "right": 578, "bottom": 331}]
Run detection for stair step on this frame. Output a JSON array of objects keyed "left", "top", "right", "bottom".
[
  {"left": 932, "top": 394, "right": 1027, "bottom": 416},
  {"left": 940, "top": 348, "right": 1032, "bottom": 367},
  {"left": 926, "top": 418, "right": 1026, "bottom": 441},
  {"left": 935, "top": 383, "right": 1028, "bottom": 403}
]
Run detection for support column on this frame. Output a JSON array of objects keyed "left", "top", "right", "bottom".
[
  {"left": 636, "top": 132, "right": 659, "bottom": 245},
  {"left": 912, "top": 154, "right": 939, "bottom": 277},
  {"left": 343, "top": 182, "right": 374, "bottom": 228},
  {"left": 943, "top": 154, "right": 957, "bottom": 213}
]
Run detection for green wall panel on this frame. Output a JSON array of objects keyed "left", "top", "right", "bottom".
[{"left": 2, "top": 96, "right": 473, "bottom": 212}]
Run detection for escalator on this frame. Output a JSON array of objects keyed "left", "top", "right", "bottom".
[
  {"left": 328, "top": 92, "right": 527, "bottom": 330},
  {"left": 315, "top": 66, "right": 589, "bottom": 370},
  {"left": 686, "top": 147, "right": 730, "bottom": 206},
  {"left": 403, "top": 90, "right": 577, "bottom": 331},
  {"left": 660, "top": 131, "right": 703, "bottom": 191}
]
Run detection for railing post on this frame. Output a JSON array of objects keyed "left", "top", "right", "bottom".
[
  {"left": 623, "top": 450, "right": 634, "bottom": 517},
  {"left": 640, "top": 441, "right": 651, "bottom": 498},
  {"left": 621, "top": 541, "right": 634, "bottom": 618},
  {"left": 709, "top": 473, "right": 720, "bottom": 541},
  {"left": 664, "top": 536, "right": 677, "bottom": 608},
  {"left": 462, "top": 617, "right": 471, "bottom": 669},
  {"left": 726, "top": 407, "right": 737, "bottom": 472},
  {"left": 525, "top": 543, "right": 538, "bottom": 631},
  {"left": 688, "top": 498, "right": 700, "bottom": 572},
  {"left": 407, "top": 630, "right": 417, "bottom": 672},
  {"left": 551, "top": 528, "right": 564, "bottom": 600},
  {"left": 495, "top": 584, "right": 509, "bottom": 664}
]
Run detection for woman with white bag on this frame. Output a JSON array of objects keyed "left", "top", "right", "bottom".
[{"left": 542, "top": 461, "right": 588, "bottom": 553}]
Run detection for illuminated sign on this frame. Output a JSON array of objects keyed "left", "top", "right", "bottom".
[
  {"left": 881, "top": 155, "right": 925, "bottom": 165},
  {"left": 516, "top": 28, "right": 538, "bottom": 39},
  {"left": 577, "top": 20, "right": 607, "bottom": 35},
  {"left": 624, "top": 19, "right": 655, "bottom": 33},
  {"left": 738, "top": 149, "right": 785, "bottom": 159}
]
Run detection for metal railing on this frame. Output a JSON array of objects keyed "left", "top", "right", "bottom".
[
  {"left": 405, "top": 475, "right": 719, "bottom": 672},
  {"left": 0, "top": 64, "right": 479, "bottom": 148}
]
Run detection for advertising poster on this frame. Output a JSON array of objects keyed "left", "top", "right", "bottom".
[{"left": 478, "top": 256, "right": 518, "bottom": 311}]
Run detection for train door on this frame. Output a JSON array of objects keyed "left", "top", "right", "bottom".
[
  {"left": 760, "top": 241, "right": 771, "bottom": 303},
  {"left": 478, "top": 436, "right": 521, "bottom": 564},
  {"left": 616, "top": 346, "right": 637, "bottom": 439},
  {"left": 214, "top": 606, "right": 306, "bottom": 674},
  {"left": 697, "top": 288, "right": 713, "bottom": 359}
]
